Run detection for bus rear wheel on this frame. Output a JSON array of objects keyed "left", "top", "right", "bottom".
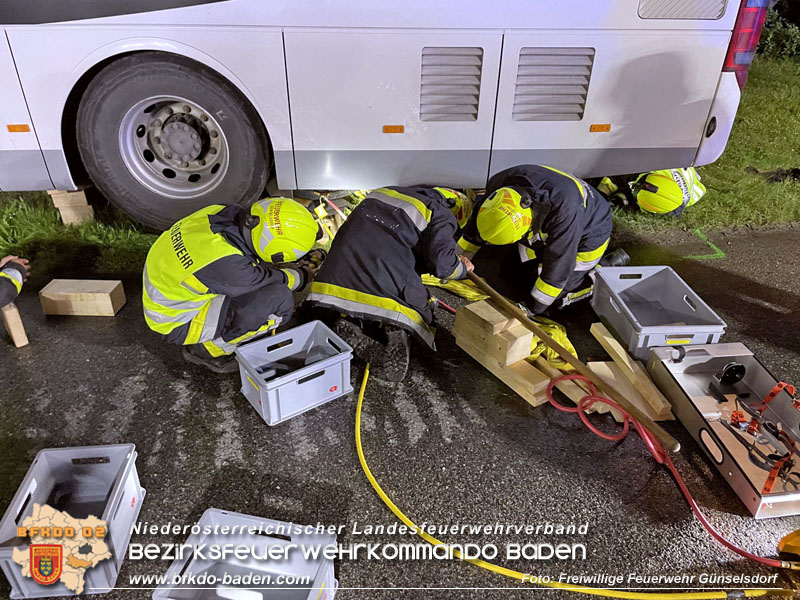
[{"left": 76, "top": 52, "right": 270, "bottom": 230}]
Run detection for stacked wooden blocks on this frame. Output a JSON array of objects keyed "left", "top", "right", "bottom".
[
  {"left": 453, "top": 300, "right": 550, "bottom": 407},
  {"left": 47, "top": 189, "right": 94, "bottom": 225},
  {"left": 452, "top": 300, "right": 674, "bottom": 422}
]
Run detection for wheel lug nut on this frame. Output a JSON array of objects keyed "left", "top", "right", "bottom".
[
  {"left": 165, "top": 107, "right": 173, "bottom": 116},
  {"left": 193, "top": 143, "right": 201, "bottom": 151},
  {"left": 209, "top": 148, "right": 217, "bottom": 155},
  {"left": 152, "top": 119, "right": 162, "bottom": 128},
  {"left": 210, "top": 131, "right": 218, "bottom": 138},
  {"left": 200, "top": 115, "right": 208, "bottom": 122},
  {"left": 182, "top": 124, "right": 189, "bottom": 131},
  {"left": 165, "top": 152, "right": 173, "bottom": 159},
  {"left": 183, "top": 105, "right": 191, "bottom": 113},
  {"left": 191, "top": 133, "right": 198, "bottom": 140},
  {"left": 180, "top": 161, "right": 189, "bottom": 168},
  {"left": 198, "top": 159, "right": 206, "bottom": 166},
  {"left": 154, "top": 137, "right": 161, "bottom": 144}
]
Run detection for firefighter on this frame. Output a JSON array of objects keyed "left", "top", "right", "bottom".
[
  {"left": 305, "top": 186, "right": 474, "bottom": 381},
  {"left": 457, "top": 164, "right": 625, "bottom": 314},
  {"left": 0, "top": 255, "right": 30, "bottom": 307},
  {"left": 143, "top": 198, "right": 321, "bottom": 373},
  {"left": 631, "top": 167, "right": 706, "bottom": 217}
]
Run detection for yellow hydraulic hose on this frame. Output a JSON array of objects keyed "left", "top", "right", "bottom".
[{"left": 354, "top": 366, "right": 792, "bottom": 599}]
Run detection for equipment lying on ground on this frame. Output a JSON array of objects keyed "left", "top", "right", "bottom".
[
  {"left": 649, "top": 343, "right": 800, "bottom": 519},
  {"left": 0, "top": 444, "right": 145, "bottom": 598},
  {"left": 2, "top": 302, "right": 28, "bottom": 348},
  {"left": 592, "top": 266, "right": 727, "bottom": 361},
  {"left": 153, "top": 509, "right": 337, "bottom": 600},
  {"left": 39, "top": 279, "right": 126, "bottom": 316},
  {"left": 466, "top": 271, "right": 680, "bottom": 452},
  {"left": 235, "top": 320, "right": 353, "bottom": 426}
]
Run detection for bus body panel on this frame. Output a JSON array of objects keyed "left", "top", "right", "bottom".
[
  {"left": 489, "top": 29, "right": 732, "bottom": 178},
  {"left": 0, "top": 31, "right": 52, "bottom": 190},
  {"left": 0, "top": 0, "right": 738, "bottom": 32},
  {"left": 6, "top": 26, "right": 295, "bottom": 189},
  {"left": 0, "top": 0, "right": 744, "bottom": 196},
  {"left": 285, "top": 30, "right": 502, "bottom": 189}
]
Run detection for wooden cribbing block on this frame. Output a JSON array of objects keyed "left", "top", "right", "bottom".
[
  {"left": 457, "top": 300, "right": 517, "bottom": 335},
  {"left": 2, "top": 303, "right": 29, "bottom": 348},
  {"left": 456, "top": 335, "right": 549, "bottom": 407},
  {"left": 48, "top": 189, "right": 89, "bottom": 208},
  {"left": 47, "top": 189, "right": 94, "bottom": 225},
  {"left": 590, "top": 322, "right": 673, "bottom": 419},
  {"left": 454, "top": 301, "right": 548, "bottom": 406},
  {"left": 587, "top": 361, "right": 675, "bottom": 423},
  {"left": 40, "top": 279, "right": 126, "bottom": 316}
]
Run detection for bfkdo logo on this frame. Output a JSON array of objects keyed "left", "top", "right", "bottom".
[{"left": 30, "top": 545, "right": 62, "bottom": 585}]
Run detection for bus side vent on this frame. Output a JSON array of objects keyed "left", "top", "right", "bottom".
[
  {"left": 420, "top": 47, "right": 483, "bottom": 122},
  {"left": 639, "top": 0, "right": 727, "bottom": 20},
  {"left": 513, "top": 47, "right": 595, "bottom": 122}
]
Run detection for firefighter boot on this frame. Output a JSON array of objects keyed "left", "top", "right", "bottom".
[{"left": 182, "top": 344, "right": 240, "bottom": 374}]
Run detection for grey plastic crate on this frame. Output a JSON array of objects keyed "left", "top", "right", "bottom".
[
  {"left": 591, "top": 266, "right": 726, "bottom": 360},
  {"left": 153, "top": 508, "right": 338, "bottom": 600},
  {"left": 0, "top": 444, "right": 145, "bottom": 598},
  {"left": 235, "top": 321, "right": 354, "bottom": 426}
]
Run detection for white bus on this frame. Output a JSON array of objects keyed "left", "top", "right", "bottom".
[{"left": 0, "top": 0, "right": 769, "bottom": 228}]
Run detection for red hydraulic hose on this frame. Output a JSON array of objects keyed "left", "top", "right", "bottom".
[{"left": 547, "top": 374, "right": 787, "bottom": 570}]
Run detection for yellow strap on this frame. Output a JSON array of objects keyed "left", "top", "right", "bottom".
[
  {"left": 420, "top": 276, "right": 489, "bottom": 302},
  {"left": 576, "top": 239, "right": 610, "bottom": 264},
  {"left": 355, "top": 366, "right": 784, "bottom": 600},
  {"left": 535, "top": 277, "right": 563, "bottom": 298}
]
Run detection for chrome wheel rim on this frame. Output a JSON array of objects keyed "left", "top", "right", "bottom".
[{"left": 118, "top": 96, "right": 230, "bottom": 199}]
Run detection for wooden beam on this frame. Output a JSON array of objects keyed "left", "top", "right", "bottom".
[
  {"left": 40, "top": 279, "right": 126, "bottom": 316},
  {"left": 590, "top": 322, "right": 673, "bottom": 419},
  {"left": 2, "top": 302, "right": 29, "bottom": 348},
  {"left": 466, "top": 271, "right": 680, "bottom": 452},
  {"left": 587, "top": 361, "right": 674, "bottom": 423}
]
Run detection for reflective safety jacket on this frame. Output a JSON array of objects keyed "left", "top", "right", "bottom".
[
  {"left": 306, "top": 187, "right": 468, "bottom": 349},
  {"left": 459, "top": 164, "right": 612, "bottom": 310},
  {"left": 143, "top": 205, "right": 302, "bottom": 347},
  {"left": 0, "top": 262, "right": 25, "bottom": 307}
]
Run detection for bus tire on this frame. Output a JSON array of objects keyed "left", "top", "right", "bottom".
[{"left": 76, "top": 52, "right": 270, "bottom": 230}]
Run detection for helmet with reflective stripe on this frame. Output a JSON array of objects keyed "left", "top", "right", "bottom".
[
  {"left": 476, "top": 187, "right": 533, "bottom": 245},
  {"left": 434, "top": 187, "right": 473, "bottom": 229},
  {"left": 250, "top": 198, "right": 320, "bottom": 263},
  {"left": 631, "top": 168, "right": 706, "bottom": 216}
]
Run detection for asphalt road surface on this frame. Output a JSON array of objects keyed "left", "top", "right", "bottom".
[{"left": 2, "top": 226, "right": 800, "bottom": 599}]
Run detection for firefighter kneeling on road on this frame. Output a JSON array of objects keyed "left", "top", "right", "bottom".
[
  {"left": 0, "top": 255, "right": 30, "bottom": 308},
  {"left": 143, "top": 199, "right": 322, "bottom": 373},
  {"left": 305, "top": 186, "right": 474, "bottom": 382},
  {"left": 458, "top": 164, "right": 628, "bottom": 314}
]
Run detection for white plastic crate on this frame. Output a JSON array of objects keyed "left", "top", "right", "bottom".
[
  {"left": 152, "top": 508, "right": 338, "bottom": 600},
  {"left": 235, "top": 321, "right": 354, "bottom": 426},
  {"left": 0, "top": 444, "right": 145, "bottom": 598},
  {"left": 592, "top": 266, "right": 726, "bottom": 360}
]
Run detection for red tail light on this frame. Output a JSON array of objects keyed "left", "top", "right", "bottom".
[{"left": 723, "top": 0, "right": 770, "bottom": 90}]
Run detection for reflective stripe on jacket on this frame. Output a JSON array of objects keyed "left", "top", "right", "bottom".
[{"left": 142, "top": 205, "right": 292, "bottom": 346}]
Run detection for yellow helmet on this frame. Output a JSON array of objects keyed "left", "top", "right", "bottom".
[
  {"left": 476, "top": 187, "right": 533, "bottom": 245},
  {"left": 631, "top": 168, "right": 706, "bottom": 217},
  {"left": 250, "top": 198, "right": 320, "bottom": 263},
  {"left": 434, "top": 187, "right": 473, "bottom": 229}
]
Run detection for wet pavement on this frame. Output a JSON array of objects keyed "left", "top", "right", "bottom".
[{"left": 2, "top": 225, "right": 800, "bottom": 599}]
